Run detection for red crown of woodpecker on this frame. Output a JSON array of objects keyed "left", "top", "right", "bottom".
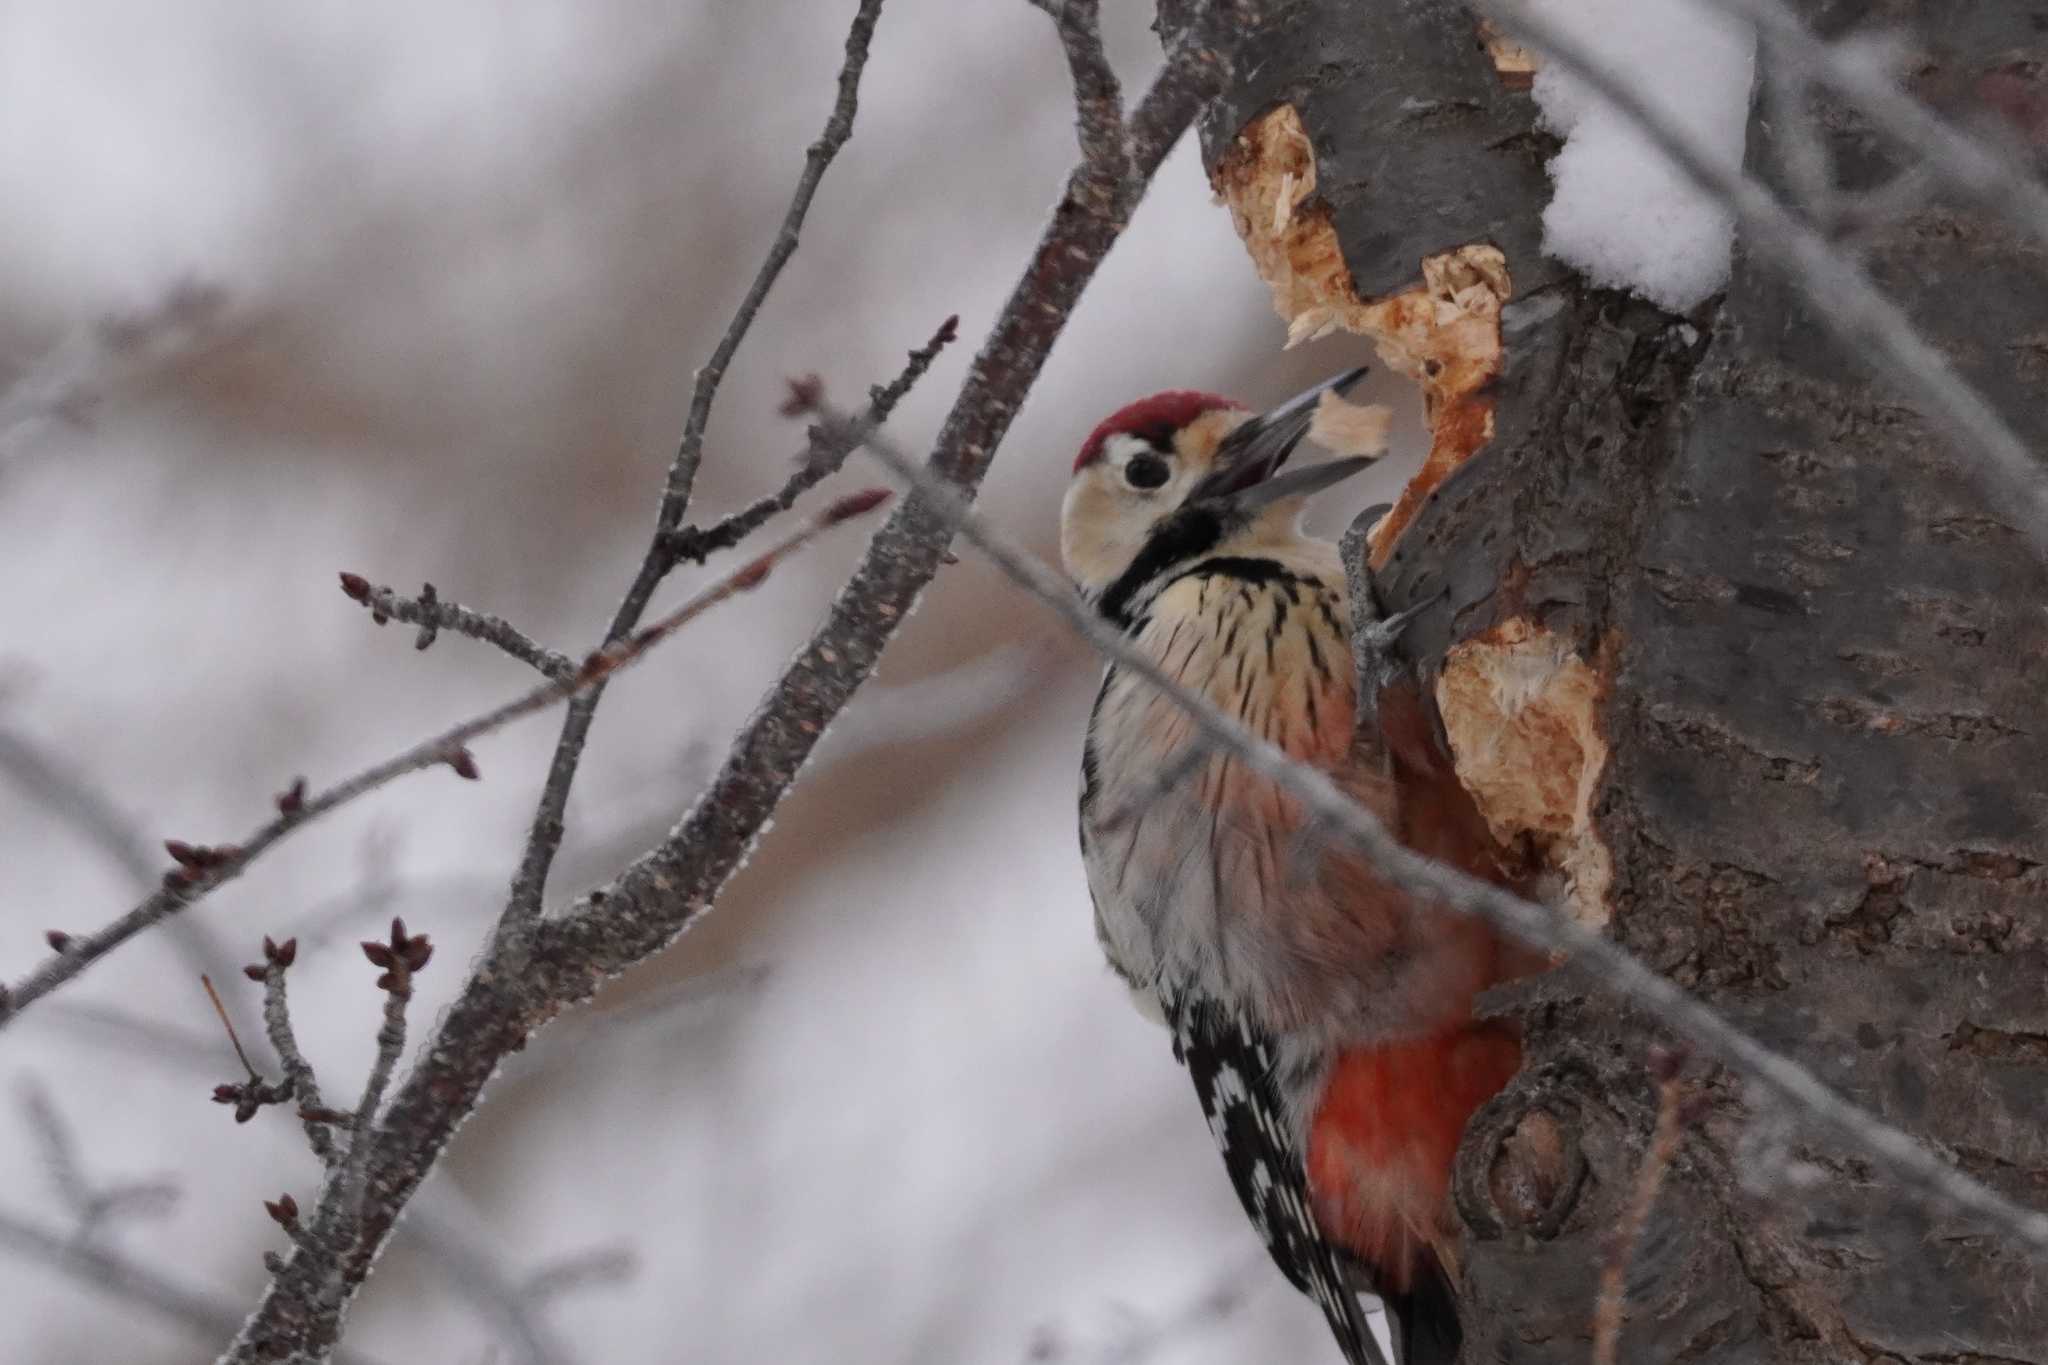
[{"left": 1074, "top": 390, "right": 1244, "bottom": 473}]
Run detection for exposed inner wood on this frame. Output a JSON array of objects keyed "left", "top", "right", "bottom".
[
  {"left": 1435, "top": 617, "right": 1614, "bottom": 929},
  {"left": 1307, "top": 387, "right": 1393, "bottom": 458},
  {"left": 1213, "top": 101, "right": 1608, "bottom": 912},
  {"left": 1478, "top": 19, "right": 1539, "bottom": 89},
  {"left": 1211, "top": 103, "right": 1510, "bottom": 568}
]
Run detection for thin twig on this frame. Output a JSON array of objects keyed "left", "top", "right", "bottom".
[
  {"left": 29, "top": 1005, "right": 597, "bottom": 1365},
  {"left": 339, "top": 579, "right": 575, "bottom": 680},
  {"left": 811, "top": 398, "right": 2048, "bottom": 1262},
  {"left": 494, "top": 0, "right": 897, "bottom": 943},
  {"left": 1591, "top": 1052, "right": 1688, "bottom": 1365},
  {"left": 259, "top": 942, "right": 340, "bottom": 1165},
  {"left": 1478, "top": 0, "right": 2048, "bottom": 563},
  {"left": 202, "top": 973, "right": 295, "bottom": 1123},
  {"left": 202, "top": 973, "right": 262, "bottom": 1081},
  {"left": 0, "top": 725, "right": 239, "bottom": 1022},
  {"left": 661, "top": 0, "right": 889, "bottom": 522},
  {"left": 343, "top": 988, "right": 411, "bottom": 1217},
  {"left": 0, "top": 494, "right": 890, "bottom": 1025},
  {"left": 663, "top": 315, "right": 959, "bottom": 566}
]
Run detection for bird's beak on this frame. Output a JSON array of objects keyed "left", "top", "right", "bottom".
[{"left": 1188, "top": 365, "right": 1372, "bottom": 509}]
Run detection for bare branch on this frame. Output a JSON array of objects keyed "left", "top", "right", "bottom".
[
  {"left": 810, "top": 398, "right": 2048, "bottom": 1263},
  {"left": 203, "top": 972, "right": 265, "bottom": 1083},
  {"left": 0, "top": 495, "right": 888, "bottom": 1024},
  {"left": 29, "top": 998, "right": 609, "bottom": 1365},
  {"left": 1029, "top": 0, "right": 1131, "bottom": 194},
  {"left": 1477, "top": 0, "right": 2048, "bottom": 563},
  {"left": 202, "top": 973, "right": 296, "bottom": 1124},
  {"left": 257, "top": 938, "right": 340, "bottom": 1165},
  {"left": 338, "top": 578, "right": 574, "bottom": 680},
  {"left": 662, "top": 0, "right": 889, "bottom": 521},
  {"left": 220, "top": 15, "right": 1238, "bottom": 1355},
  {"left": 1591, "top": 1050, "right": 1690, "bottom": 1365},
  {"left": 342, "top": 921, "right": 426, "bottom": 1218},
  {"left": 493, "top": 0, "right": 899, "bottom": 942}
]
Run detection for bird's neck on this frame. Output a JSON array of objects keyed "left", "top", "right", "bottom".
[{"left": 1097, "top": 506, "right": 1330, "bottom": 629}]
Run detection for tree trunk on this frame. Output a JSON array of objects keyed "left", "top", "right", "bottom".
[{"left": 1177, "top": 0, "right": 2048, "bottom": 1358}]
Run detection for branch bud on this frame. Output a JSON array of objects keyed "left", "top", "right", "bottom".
[{"left": 821, "top": 487, "right": 892, "bottom": 525}]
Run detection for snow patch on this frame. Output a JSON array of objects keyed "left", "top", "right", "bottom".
[{"left": 1531, "top": 0, "right": 1756, "bottom": 312}]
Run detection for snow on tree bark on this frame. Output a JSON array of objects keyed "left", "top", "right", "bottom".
[{"left": 1178, "top": 0, "right": 2048, "bottom": 1358}]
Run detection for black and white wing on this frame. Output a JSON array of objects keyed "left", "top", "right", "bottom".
[{"left": 1164, "top": 988, "right": 1389, "bottom": 1365}]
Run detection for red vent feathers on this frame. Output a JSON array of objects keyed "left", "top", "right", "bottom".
[{"left": 1073, "top": 390, "right": 1242, "bottom": 473}]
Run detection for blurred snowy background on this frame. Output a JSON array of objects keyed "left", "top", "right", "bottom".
[{"left": 0, "top": 2, "right": 1437, "bottom": 1361}]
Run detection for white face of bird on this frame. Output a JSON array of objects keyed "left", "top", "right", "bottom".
[
  {"left": 1059, "top": 369, "right": 1376, "bottom": 597},
  {"left": 1059, "top": 406, "right": 1249, "bottom": 594}
]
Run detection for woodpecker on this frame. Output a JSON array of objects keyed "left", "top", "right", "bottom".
[{"left": 1063, "top": 370, "right": 1533, "bottom": 1365}]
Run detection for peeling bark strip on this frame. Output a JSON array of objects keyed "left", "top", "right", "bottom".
[
  {"left": 1212, "top": 105, "right": 1510, "bottom": 562},
  {"left": 1183, "top": 0, "right": 1567, "bottom": 568},
  {"left": 1200, "top": 0, "right": 2048, "bottom": 1361}
]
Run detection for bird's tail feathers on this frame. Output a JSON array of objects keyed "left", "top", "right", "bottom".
[{"left": 1382, "top": 1252, "right": 1462, "bottom": 1365}]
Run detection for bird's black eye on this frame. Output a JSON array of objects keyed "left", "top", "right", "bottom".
[{"left": 1123, "top": 453, "right": 1171, "bottom": 490}]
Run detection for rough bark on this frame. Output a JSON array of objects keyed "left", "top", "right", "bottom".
[{"left": 1185, "top": 0, "right": 2048, "bottom": 1359}]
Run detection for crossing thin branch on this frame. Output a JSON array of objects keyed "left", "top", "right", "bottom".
[{"left": 805, "top": 395, "right": 2048, "bottom": 1265}]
